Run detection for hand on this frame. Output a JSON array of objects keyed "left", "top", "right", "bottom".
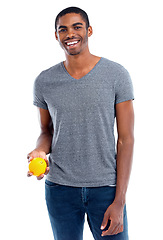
[
  {"left": 27, "top": 149, "right": 50, "bottom": 180},
  {"left": 101, "top": 201, "right": 124, "bottom": 236}
]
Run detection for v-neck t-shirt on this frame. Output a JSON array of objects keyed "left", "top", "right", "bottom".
[{"left": 33, "top": 57, "right": 134, "bottom": 187}]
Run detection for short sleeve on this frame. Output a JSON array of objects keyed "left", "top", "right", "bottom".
[
  {"left": 115, "top": 66, "right": 134, "bottom": 104},
  {"left": 33, "top": 74, "right": 48, "bottom": 110}
]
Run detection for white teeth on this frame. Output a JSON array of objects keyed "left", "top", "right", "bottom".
[{"left": 66, "top": 41, "right": 78, "bottom": 46}]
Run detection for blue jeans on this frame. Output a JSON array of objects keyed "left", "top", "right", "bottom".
[{"left": 45, "top": 180, "right": 128, "bottom": 240}]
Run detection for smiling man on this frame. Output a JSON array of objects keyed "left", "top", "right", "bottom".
[
  {"left": 27, "top": 6, "right": 134, "bottom": 240},
  {"left": 58, "top": 22, "right": 85, "bottom": 54}
]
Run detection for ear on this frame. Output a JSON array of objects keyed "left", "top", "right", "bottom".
[
  {"left": 88, "top": 26, "right": 93, "bottom": 37},
  {"left": 55, "top": 31, "right": 58, "bottom": 41}
]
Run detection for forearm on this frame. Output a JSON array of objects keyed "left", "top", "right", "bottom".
[
  {"left": 35, "top": 131, "right": 53, "bottom": 154},
  {"left": 114, "top": 138, "right": 134, "bottom": 205}
]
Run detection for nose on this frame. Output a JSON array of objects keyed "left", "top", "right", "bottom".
[{"left": 66, "top": 28, "right": 75, "bottom": 39}]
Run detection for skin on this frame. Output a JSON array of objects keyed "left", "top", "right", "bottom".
[
  {"left": 27, "top": 13, "right": 134, "bottom": 236},
  {"left": 27, "top": 108, "right": 53, "bottom": 180}
]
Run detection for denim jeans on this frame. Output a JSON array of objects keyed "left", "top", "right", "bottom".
[{"left": 45, "top": 180, "right": 128, "bottom": 240}]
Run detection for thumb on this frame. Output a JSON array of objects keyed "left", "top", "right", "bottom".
[{"left": 101, "top": 209, "right": 110, "bottom": 230}]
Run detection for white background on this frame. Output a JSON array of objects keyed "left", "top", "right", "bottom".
[{"left": 1, "top": 0, "right": 163, "bottom": 239}]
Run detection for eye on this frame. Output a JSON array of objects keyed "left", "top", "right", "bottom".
[
  {"left": 59, "top": 29, "right": 67, "bottom": 33},
  {"left": 74, "top": 26, "right": 82, "bottom": 30}
]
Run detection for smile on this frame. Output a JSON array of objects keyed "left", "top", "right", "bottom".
[{"left": 65, "top": 40, "right": 80, "bottom": 47}]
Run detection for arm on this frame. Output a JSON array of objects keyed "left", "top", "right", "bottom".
[
  {"left": 27, "top": 107, "right": 53, "bottom": 180},
  {"left": 34, "top": 107, "right": 53, "bottom": 154},
  {"left": 114, "top": 99, "right": 134, "bottom": 204},
  {"left": 101, "top": 100, "right": 134, "bottom": 236}
]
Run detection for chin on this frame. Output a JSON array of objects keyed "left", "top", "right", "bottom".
[
  {"left": 69, "top": 51, "right": 81, "bottom": 56},
  {"left": 66, "top": 49, "right": 81, "bottom": 56}
]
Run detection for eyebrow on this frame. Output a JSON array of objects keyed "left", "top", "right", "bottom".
[
  {"left": 73, "top": 22, "right": 83, "bottom": 26},
  {"left": 58, "top": 22, "right": 83, "bottom": 30}
]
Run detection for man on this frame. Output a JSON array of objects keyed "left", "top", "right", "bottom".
[{"left": 27, "top": 6, "right": 134, "bottom": 240}]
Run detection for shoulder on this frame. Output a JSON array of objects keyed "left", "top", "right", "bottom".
[
  {"left": 101, "top": 58, "right": 133, "bottom": 93},
  {"left": 101, "top": 57, "right": 129, "bottom": 76},
  {"left": 34, "top": 62, "right": 63, "bottom": 85}
]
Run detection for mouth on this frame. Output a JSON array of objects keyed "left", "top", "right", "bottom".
[{"left": 64, "top": 40, "right": 80, "bottom": 48}]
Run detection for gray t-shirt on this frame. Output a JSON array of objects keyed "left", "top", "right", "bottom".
[{"left": 33, "top": 57, "right": 134, "bottom": 187}]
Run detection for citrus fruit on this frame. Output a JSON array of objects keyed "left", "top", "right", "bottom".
[{"left": 29, "top": 157, "right": 47, "bottom": 176}]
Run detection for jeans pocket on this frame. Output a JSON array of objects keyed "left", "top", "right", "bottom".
[{"left": 45, "top": 179, "right": 60, "bottom": 187}]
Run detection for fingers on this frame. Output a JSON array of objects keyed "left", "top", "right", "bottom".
[
  {"left": 37, "top": 174, "right": 45, "bottom": 180},
  {"left": 44, "top": 158, "right": 49, "bottom": 167},
  {"left": 101, "top": 220, "right": 123, "bottom": 236},
  {"left": 27, "top": 149, "right": 49, "bottom": 180},
  {"left": 27, "top": 157, "right": 33, "bottom": 163},
  {"left": 27, "top": 171, "right": 46, "bottom": 180},
  {"left": 101, "top": 219, "right": 115, "bottom": 236},
  {"left": 101, "top": 201, "right": 124, "bottom": 236},
  {"left": 27, "top": 165, "right": 49, "bottom": 180},
  {"left": 27, "top": 171, "right": 33, "bottom": 177},
  {"left": 44, "top": 166, "right": 50, "bottom": 175},
  {"left": 36, "top": 164, "right": 50, "bottom": 180},
  {"left": 35, "top": 166, "right": 50, "bottom": 180},
  {"left": 27, "top": 150, "right": 47, "bottom": 162},
  {"left": 101, "top": 211, "right": 109, "bottom": 231},
  {"left": 36, "top": 165, "right": 49, "bottom": 180},
  {"left": 114, "top": 225, "right": 123, "bottom": 235}
]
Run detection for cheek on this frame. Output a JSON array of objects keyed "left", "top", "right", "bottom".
[{"left": 82, "top": 33, "right": 88, "bottom": 44}]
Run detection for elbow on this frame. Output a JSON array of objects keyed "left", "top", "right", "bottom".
[
  {"left": 117, "top": 135, "right": 134, "bottom": 146},
  {"left": 40, "top": 126, "right": 53, "bottom": 137}
]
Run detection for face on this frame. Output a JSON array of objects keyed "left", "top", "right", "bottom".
[{"left": 55, "top": 13, "right": 92, "bottom": 56}]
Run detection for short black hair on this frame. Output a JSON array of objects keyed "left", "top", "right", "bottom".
[{"left": 55, "top": 6, "right": 90, "bottom": 32}]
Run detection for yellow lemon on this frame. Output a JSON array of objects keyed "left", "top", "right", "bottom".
[{"left": 29, "top": 157, "right": 47, "bottom": 176}]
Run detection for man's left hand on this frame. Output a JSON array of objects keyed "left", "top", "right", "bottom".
[{"left": 101, "top": 201, "right": 124, "bottom": 236}]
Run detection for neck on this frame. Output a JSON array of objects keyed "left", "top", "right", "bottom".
[{"left": 64, "top": 48, "right": 94, "bottom": 73}]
